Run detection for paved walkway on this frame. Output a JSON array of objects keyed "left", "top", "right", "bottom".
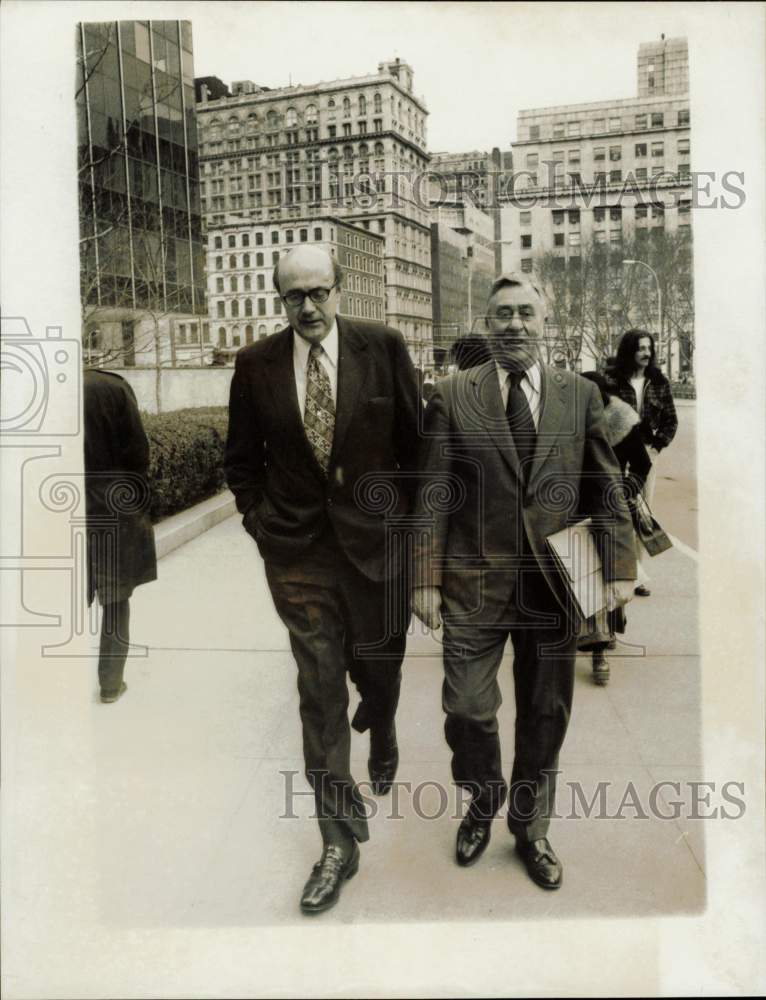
[{"left": 4, "top": 405, "right": 705, "bottom": 995}]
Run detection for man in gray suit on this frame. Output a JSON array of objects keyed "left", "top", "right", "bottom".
[{"left": 412, "top": 274, "right": 636, "bottom": 888}]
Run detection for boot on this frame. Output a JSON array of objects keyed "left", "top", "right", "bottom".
[{"left": 592, "top": 648, "right": 610, "bottom": 686}]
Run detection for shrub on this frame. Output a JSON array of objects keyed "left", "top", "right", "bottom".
[{"left": 141, "top": 407, "right": 229, "bottom": 523}]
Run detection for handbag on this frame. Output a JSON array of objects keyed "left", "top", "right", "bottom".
[{"left": 632, "top": 493, "right": 673, "bottom": 557}]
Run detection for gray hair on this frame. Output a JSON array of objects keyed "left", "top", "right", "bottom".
[
  {"left": 487, "top": 271, "right": 546, "bottom": 309},
  {"left": 273, "top": 251, "right": 344, "bottom": 295}
]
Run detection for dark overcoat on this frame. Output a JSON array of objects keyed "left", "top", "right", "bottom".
[{"left": 83, "top": 369, "right": 157, "bottom": 605}]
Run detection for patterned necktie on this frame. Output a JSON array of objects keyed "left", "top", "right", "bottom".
[
  {"left": 304, "top": 343, "right": 335, "bottom": 475},
  {"left": 506, "top": 370, "right": 537, "bottom": 475}
]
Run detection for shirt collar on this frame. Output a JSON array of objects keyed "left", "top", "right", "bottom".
[
  {"left": 496, "top": 359, "right": 542, "bottom": 394},
  {"left": 293, "top": 320, "right": 339, "bottom": 370}
]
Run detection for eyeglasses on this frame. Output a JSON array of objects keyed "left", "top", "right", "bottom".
[{"left": 281, "top": 283, "right": 338, "bottom": 308}]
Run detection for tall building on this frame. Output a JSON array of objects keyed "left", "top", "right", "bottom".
[
  {"left": 500, "top": 36, "right": 692, "bottom": 375},
  {"left": 194, "top": 59, "right": 432, "bottom": 364},
  {"left": 76, "top": 20, "right": 207, "bottom": 367},
  {"left": 429, "top": 200, "right": 495, "bottom": 370},
  {"left": 205, "top": 216, "right": 385, "bottom": 356}
]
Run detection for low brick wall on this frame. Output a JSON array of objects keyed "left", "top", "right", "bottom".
[{"left": 115, "top": 366, "right": 234, "bottom": 414}]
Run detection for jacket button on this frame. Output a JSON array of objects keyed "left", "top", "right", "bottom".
[{"left": 327, "top": 498, "right": 334, "bottom": 507}]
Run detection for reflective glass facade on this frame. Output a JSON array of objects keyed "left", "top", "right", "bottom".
[{"left": 77, "top": 20, "right": 205, "bottom": 315}]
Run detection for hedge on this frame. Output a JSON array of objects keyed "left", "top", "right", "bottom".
[{"left": 141, "top": 406, "right": 229, "bottom": 523}]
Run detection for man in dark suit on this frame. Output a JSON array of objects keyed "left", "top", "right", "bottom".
[
  {"left": 225, "top": 245, "right": 420, "bottom": 915},
  {"left": 83, "top": 369, "right": 157, "bottom": 704},
  {"left": 412, "top": 274, "right": 636, "bottom": 888}
]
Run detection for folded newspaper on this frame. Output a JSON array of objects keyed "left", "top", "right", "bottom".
[{"left": 545, "top": 518, "right": 606, "bottom": 620}]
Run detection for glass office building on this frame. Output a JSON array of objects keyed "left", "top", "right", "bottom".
[{"left": 76, "top": 21, "right": 206, "bottom": 362}]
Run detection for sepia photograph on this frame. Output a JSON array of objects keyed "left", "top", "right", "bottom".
[{"left": 1, "top": 1, "right": 764, "bottom": 996}]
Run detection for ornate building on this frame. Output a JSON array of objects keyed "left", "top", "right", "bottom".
[{"left": 195, "top": 59, "right": 432, "bottom": 364}]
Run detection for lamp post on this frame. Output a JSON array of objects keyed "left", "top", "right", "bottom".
[{"left": 622, "top": 258, "right": 665, "bottom": 375}]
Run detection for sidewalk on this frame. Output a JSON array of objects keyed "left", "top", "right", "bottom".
[{"left": 3, "top": 499, "right": 702, "bottom": 994}]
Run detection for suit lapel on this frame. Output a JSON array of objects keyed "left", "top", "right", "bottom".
[
  {"left": 470, "top": 360, "right": 523, "bottom": 482},
  {"left": 263, "top": 327, "right": 325, "bottom": 479},
  {"left": 331, "top": 317, "right": 370, "bottom": 460},
  {"left": 526, "top": 366, "right": 568, "bottom": 488}
]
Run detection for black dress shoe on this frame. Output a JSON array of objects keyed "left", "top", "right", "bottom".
[
  {"left": 515, "top": 837, "right": 563, "bottom": 889},
  {"left": 368, "top": 725, "right": 398, "bottom": 796},
  {"left": 456, "top": 814, "right": 492, "bottom": 867},
  {"left": 100, "top": 681, "right": 127, "bottom": 704},
  {"left": 351, "top": 701, "right": 371, "bottom": 734},
  {"left": 300, "top": 842, "right": 360, "bottom": 915},
  {"left": 634, "top": 584, "right": 651, "bottom": 597}
]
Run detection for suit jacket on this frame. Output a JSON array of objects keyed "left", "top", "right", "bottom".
[
  {"left": 225, "top": 316, "right": 420, "bottom": 582},
  {"left": 414, "top": 361, "right": 636, "bottom": 623}
]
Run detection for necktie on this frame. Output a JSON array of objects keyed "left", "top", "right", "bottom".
[
  {"left": 506, "top": 370, "right": 536, "bottom": 475},
  {"left": 304, "top": 343, "right": 335, "bottom": 475}
]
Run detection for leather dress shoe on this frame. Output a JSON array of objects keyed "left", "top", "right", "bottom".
[
  {"left": 368, "top": 725, "right": 398, "bottom": 796},
  {"left": 300, "top": 842, "right": 360, "bottom": 915},
  {"left": 456, "top": 814, "right": 492, "bottom": 867},
  {"left": 634, "top": 584, "right": 651, "bottom": 597},
  {"left": 515, "top": 837, "right": 563, "bottom": 889},
  {"left": 100, "top": 681, "right": 127, "bottom": 704}
]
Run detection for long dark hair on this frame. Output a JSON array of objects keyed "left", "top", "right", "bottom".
[{"left": 613, "top": 329, "right": 659, "bottom": 379}]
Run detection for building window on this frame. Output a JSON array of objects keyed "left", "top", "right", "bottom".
[
  {"left": 271, "top": 231, "right": 279, "bottom": 244},
  {"left": 520, "top": 211, "right": 531, "bottom": 226},
  {"left": 257, "top": 274, "right": 265, "bottom": 290},
  {"left": 568, "top": 209, "right": 580, "bottom": 225},
  {"left": 529, "top": 124, "right": 540, "bottom": 140},
  {"left": 679, "top": 202, "right": 691, "bottom": 223},
  {"left": 608, "top": 116, "right": 621, "bottom": 131},
  {"left": 215, "top": 256, "right": 223, "bottom": 270},
  {"left": 678, "top": 109, "right": 690, "bottom": 126},
  {"left": 553, "top": 122, "right": 565, "bottom": 138},
  {"left": 274, "top": 297, "right": 282, "bottom": 314},
  {"left": 594, "top": 146, "right": 606, "bottom": 161},
  {"left": 553, "top": 232, "right": 565, "bottom": 247},
  {"left": 651, "top": 142, "right": 664, "bottom": 158},
  {"left": 216, "top": 277, "right": 224, "bottom": 293},
  {"left": 593, "top": 118, "right": 605, "bottom": 133},
  {"left": 521, "top": 258, "right": 533, "bottom": 273},
  {"left": 609, "top": 145, "right": 621, "bottom": 162},
  {"left": 521, "top": 234, "right": 532, "bottom": 249},
  {"left": 552, "top": 210, "right": 564, "bottom": 225},
  {"left": 218, "top": 327, "right": 226, "bottom": 346},
  {"left": 568, "top": 148, "right": 581, "bottom": 165},
  {"left": 216, "top": 301, "right": 225, "bottom": 318},
  {"left": 231, "top": 300, "right": 240, "bottom": 318},
  {"left": 610, "top": 229, "right": 621, "bottom": 243},
  {"left": 229, "top": 255, "right": 236, "bottom": 269},
  {"left": 214, "top": 235, "right": 222, "bottom": 249},
  {"left": 286, "top": 229, "right": 294, "bottom": 244},
  {"left": 593, "top": 207, "right": 605, "bottom": 223},
  {"left": 635, "top": 205, "right": 648, "bottom": 220},
  {"left": 636, "top": 166, "right": 647, "bottom": 180},
  {"left": 610, "top": 206, "right": 622, "bottom": 221},
  {"left": 651, "top": 112, "right": 664, "bottom": 127},
  {"left": 635, "top": 142, "right": 647, "bottom": 158},
  {"left": 242, "top": 234, "right": 250, "bottom": 247},
  {"left": 245, "top": 325, "right": 254, "bottom": 344},
  {"left": 244, "top": 299, "right": 252, "bottom": 317},
  {"left": 652, "top": 203, "right": 665, "bottom": 219},
  {"left": 272, "top": 251, "right": 279, "bottom": 264},
  {"left": 258, "top": 298, "right": 266, "bottom": 316},
  {"left": 610, "top": 169, "right": 622, "bottom": 183},
  {"left": 526, "top": 152, "right": 538, "bottom": 168},
  {"left": 228, "top": 234, "right": 236, "bottom": 248},
  {"left": 568, "top": 232, "right": 580, "bottom": 247},
  {"left": 635, "top": 113, "right": 648, "bottom": 129},
  {"left": 256, "top": 232, "right": 264, "bottom": 245},
  {"left": 299, "top": 228, "right": 308, "bottom": 242},
  {"left": 203, "top": 323, "right": 210, "bottom": 343},
  {"left": 244, "top": 275, "right": 252, "bottom": 291},
  {"left": 678, "top": 137, "right": 690, "bottom": 156},
  {"left": 567, "top": 121, "right": 580, "bottom": 137},
  {"left": 678, "top": 163, "right": 690, "bottom": 178},
  {"left": 314, "top": 227, "right": 322, "bottom": 240}
]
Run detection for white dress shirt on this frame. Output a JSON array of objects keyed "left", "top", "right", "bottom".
[
  {"left": 293, "top": 321, "right": 339, "bottom": 419},
  {"left": 495, "top": 360, "right": 543, "bottom": 431}
]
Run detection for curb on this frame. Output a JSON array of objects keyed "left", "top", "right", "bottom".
[{"left": 154, "top": 491, "right": 237, "bottom": 560}]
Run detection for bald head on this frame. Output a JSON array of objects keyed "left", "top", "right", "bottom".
[
  {"left": 274, "top": 244, "right": 344, "bottom": 344},
  {"left": 273, "top": 245, "right": 342, "bottom": 295}
]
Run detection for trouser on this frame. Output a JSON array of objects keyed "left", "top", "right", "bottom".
[
  {"left": 441, "top": 567, "right": 577, "bottom": 843},
  {"left": 265, "top": 529, "right": 407, "bottom": 847},
  {"left": 97, "top": 598, "right": 131, "bottom": 696}
]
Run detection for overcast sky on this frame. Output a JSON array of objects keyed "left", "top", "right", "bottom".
[{"left": 188, "top": 1, "right": 713, "bottom": 153}]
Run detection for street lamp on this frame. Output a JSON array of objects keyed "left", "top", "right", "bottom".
[{"left": 622, "top": 258, "right": 664, "bottom": 374}]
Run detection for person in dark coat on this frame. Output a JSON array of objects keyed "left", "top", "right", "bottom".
[
  {"left": 579, "top": 371, "right": 652, "bottom": 684},
  {"left": 83, "top": 369, "right": 157, "bottom": 703},
  {"left": 606, "top": 329, "right": 677, "bottom": 597}
]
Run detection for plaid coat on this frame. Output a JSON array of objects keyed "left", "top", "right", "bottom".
[{"left": 606, "top": 366, "right": 678, "bottom": 451}]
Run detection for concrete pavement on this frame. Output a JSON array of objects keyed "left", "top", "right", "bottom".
[{"left": 3, "top": 409, "right": 703, "bottom": 995}]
